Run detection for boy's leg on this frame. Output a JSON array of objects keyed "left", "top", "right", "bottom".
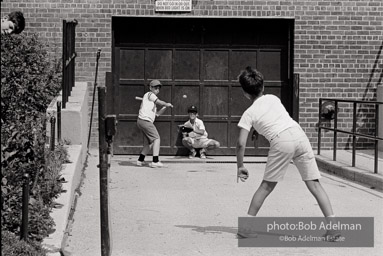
[
  {"left": 199, "top": 139, "right": 220, "bottom": 158},
  {"left": 137, "top": 139, "right": 153, "bottom": 166},
  {"left": 205, "top": 139, "right": 220, "bottom": 150},
  {"left": 152, "top": 138, "right": 160, "bottom": 157},
  {"left": 140, "top": 139, "right": 153, "bottom": 155},
  {"left": 248, "top": 180, "right": 277, "bottom": 216},
  {"left": 182, "top": 137, "right": 194, "bottom": 150},
  {"left": 182, "top": 137, "right": 197, "bottom": 158},
  {"left": 305, "top": 180, "right": 342, "bottom": 241},
  {"left": 305, "top": 179, "right": 334, "bottom": 217}
]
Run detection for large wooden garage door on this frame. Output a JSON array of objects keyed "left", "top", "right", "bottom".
[{"left": 111, "top": 17, "right": 293, "bottom": 155}]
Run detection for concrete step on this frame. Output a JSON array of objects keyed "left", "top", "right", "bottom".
[{"left": 316, "top": 150, "right": 383, "bottom": 191}]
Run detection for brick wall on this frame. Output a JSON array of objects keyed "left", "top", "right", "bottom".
[{"left": 2, "top": 0, "right": 382, "bottom": 149}]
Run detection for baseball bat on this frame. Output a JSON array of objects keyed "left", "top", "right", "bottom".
[{"left": 135, "top": 96, "right": 143, "bottom": 101}]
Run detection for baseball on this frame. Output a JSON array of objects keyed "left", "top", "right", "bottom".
[{"left": 183, "top": 94, "right": 187, "bottom": 98}]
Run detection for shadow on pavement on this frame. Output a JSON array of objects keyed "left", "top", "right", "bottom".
[{"left": 175, "top": 225, "right": 238, "bottom": 236}]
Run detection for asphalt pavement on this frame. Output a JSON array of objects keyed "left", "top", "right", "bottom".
[{"left": 63, "top": 150, "right": 383, "bottom": 256}]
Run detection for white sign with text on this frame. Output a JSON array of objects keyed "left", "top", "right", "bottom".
[{"left": 155, "top": 0, "right": 192, "bottom": 12}]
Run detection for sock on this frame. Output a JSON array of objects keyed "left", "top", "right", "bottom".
[
  {"left": 153, "top": 156, "right": 159, "bottom": 163},
  {"left": 138, "top": 154, "right": 145, "bottom": 162}
]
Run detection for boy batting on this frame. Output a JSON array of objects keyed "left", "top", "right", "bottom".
[{"left": 136, "top": 80, "right": 173, "bottom": 167}]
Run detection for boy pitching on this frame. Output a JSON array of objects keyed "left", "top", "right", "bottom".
[
  {"left": 1, "top": 11, "right": 25, "bottom": 34},
  {"left": 137, "top": 80, "right": 173, "bottom": 168},
  {"left": 236, "top": 66, "right": 339, "bottom": 241},
  {"left": 181, "top": 105, "right": 220, "bottom": 159}
]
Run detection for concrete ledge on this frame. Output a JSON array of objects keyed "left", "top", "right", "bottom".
[
  {"left": 43, "top": 145, "right": 86, "bottom": 256},
  {"left": 316, "top": 155, "right": 383, "bottom": 191}
]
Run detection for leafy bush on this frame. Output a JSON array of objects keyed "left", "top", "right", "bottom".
[
  {"left": 1, "top": 230, "right": 47, "bottom": 256},
  {"left": 1, "top": 32, "right": 65, "bottom": 242}
]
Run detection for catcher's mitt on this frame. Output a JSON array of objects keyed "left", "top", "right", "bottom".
[{"left": 179, "top": 125, "right": 194, "bottom": 133}]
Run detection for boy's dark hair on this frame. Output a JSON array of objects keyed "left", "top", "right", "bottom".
[
  {"left": 238, "top": 66, "right": 264, "bottom": 97},
  {"left": 8, "top": 11, "right": 25, "bottom": 34}
]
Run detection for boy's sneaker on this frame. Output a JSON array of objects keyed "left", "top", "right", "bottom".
[
  {"left": 200, "top": 149, "right": 206, "bottom": 159},
  {"left": 189, "top": 149, "right": 197, "bottom": 159},
  {"left": 136, "top": 160, "right": 145, "bottom": 166},
  {"left": 149, "top": 161, "right": 164, "bottom": 168}
]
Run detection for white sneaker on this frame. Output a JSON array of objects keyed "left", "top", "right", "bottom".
[
  {"left": 149, "top": 162, "right": 164, "bottom": 168},
  {"left": 189, "top": 150, "right": 197, "bottom": 159},
  {"left": 137, "top": 160, "right": 145, "bottom": 166}
]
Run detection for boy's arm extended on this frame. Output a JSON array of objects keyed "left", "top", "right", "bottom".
[
  {"left": 156, "top": 106, "right": 167, "bottom": 117},
  {"left": 156, "top": 99, "right": 173, "bottom": 108},
  {"left": 155, "top": 99, "right": 173, "bottom": 117},
  {"left": 236, "top": 128, "right": 250, "bottom": 182}
]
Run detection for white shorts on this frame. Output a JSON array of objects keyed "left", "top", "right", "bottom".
[
  {"left": 184, "top": 137, "right": 213, "bottom": 149},
  {"left": 264, "top": 126, "right": 321, "bottom": 182}
]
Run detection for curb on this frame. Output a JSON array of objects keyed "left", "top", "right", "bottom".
[
  {"left": 43, "top": 145, "right": 85, "bottom": 256},
  {"left": 316, "top": 155, "right": 383, "bottom": 191}
]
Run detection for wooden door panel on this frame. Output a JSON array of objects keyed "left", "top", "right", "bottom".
[
  {"left": 145, "top": 49, "right": 173, "bottom": 80},
  {"left": 203, "top": 86, "right": 229, "bottom": 117},
  {"left": 258, "top": 50, "right": 287, "bottom": 81},
  {"left": 204, "top": 122, "right": 226, "bottom": 144},
  {"left": 174, "top": 50, "right": 200, "bottom": 80},
  {"left": 156, "top": 85, "right": 172, "bottom": 114},
  {"left": 203, "top": 19, "right": 231, "bottom": 45},
  {"left": 156, "top": 121, "right": 172, "bottom": 147},
  {"left": 114, "top": 121, "right": 142, "bottom": 154},
  {"left": 230, "top": 86, "right": 252, "bottom": 117},
  {"left": 203, "top": 50, "right": 229, "bottom": 81},
  {"left": 120, "top": 49, "right": 145, "bottom": 79},
  {"left": 174, "top": 21, "right": 202, "bottom": 45},
  {"left": 173, "top": 85, "right": 200, "bottom": 117},
  {"left": 230, "top": 51, "right": 257, "bottom": 81},
  {"left": 264, "top": 86, "right": 281, "bottom": 99},
  {"left": 119, "top": 85, "right": 144, "bottom": 115}
]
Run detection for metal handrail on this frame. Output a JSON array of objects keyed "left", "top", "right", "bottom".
[
  {"left": 318, "top": 98, "right": 383, "bottom": 174},
  {"left": 62, "top": 19, "right": 78, "bottom": 108}
]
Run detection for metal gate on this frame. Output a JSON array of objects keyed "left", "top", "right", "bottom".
[{"left": 110, "top": 17, "right": 294, "bottom": 155}]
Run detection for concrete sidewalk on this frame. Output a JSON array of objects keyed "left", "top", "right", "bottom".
[
  {"left": 317, "top": 150, "right": 383, "bottom": 190},
  {"left": 62, "top": 150, "right": 383, "bottom": 256}
]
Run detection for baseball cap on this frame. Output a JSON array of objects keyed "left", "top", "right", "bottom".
[
  {"left": 149, "top": 80, "right": 162, "bottom": 88},
  {"left": 187, "top": 105, "right": 198, "bottom": 113}
]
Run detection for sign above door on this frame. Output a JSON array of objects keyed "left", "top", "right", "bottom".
[{"left": 155, "top": 0, "right": 192, "bottom": 12}]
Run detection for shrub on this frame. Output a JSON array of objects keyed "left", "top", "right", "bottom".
[
  {"left": 1, "top": 32, "right": 65, "bottom": 242},
  {"left": 1, "top": 230, "right": 47, "bottom": 256}
]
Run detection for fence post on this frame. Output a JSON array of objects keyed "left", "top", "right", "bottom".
[
  {"left": 333, "top": 101, "right": 338, "bottom": 161},
  {"left": 318, "top": 98, "right": 322, "bottom": 155},
  {"left": 88, "top": 49, "right": 102, "bottom": 149},
  {"left": 375, "top": 103, "right": 379, "bottom": 174},
  {"left": 57, "top": 101, "right": 61, "bottom": 142},
  {"left": 352, "top": 102, "right": 357, "bottom": 167},
  {"left": 62, "top": 19, "right": 78, "bottom": 109},
  {"left": 62, "top": 20, "right": 67, "bottom": 108},
  {"left": 378, "top": 85, "right": 383, "bottom": 152},
  {"left": 98, "top": 86, "right": 111, "bottom": 256},
  {"left": 50, "top": 116, "right": 56, "bottom": 151},
  {"left": 20, "top": 173, "right": 30, "bottom": 240}
]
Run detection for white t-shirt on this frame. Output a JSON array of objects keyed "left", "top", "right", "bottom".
[
  {"left": 238, "top": 94, "right": 299, "bottom": 141},
  {"left": 184, "top": 117, "right": 208, "bottom": 139},
  {"left": 138, "top": 92, "right": 158, "bottom": 122}
]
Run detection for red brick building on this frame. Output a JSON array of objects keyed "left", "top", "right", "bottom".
[{"left": 2, "top": 0, "right": 382, "bottom": 155}]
